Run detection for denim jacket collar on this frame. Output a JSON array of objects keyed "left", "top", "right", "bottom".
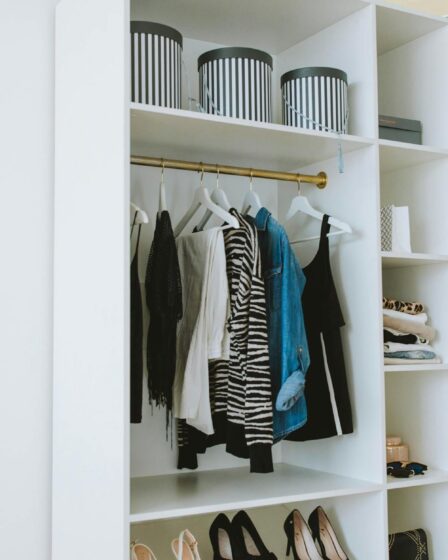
[{"left": 254, "top": 207, "right": 271, "bottom": 231}]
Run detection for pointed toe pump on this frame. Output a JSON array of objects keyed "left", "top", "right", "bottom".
[
  {"left": 308, "top": 506, "right": 349, "bottom": 560},
  {"left": 171, "top": 530, "right": 201, "bottom": 560},
  {"left": 232, "top": 510, "right": 277, "bottom": 560},
  {"left": 284, "top": 510, "right": 323, "bottom": 560},
  {"left": 131, "top": 543, "right": 158, "bottom": 560},
  {"left": 210, "top": 513, "right": 235, "bottom": 560}
]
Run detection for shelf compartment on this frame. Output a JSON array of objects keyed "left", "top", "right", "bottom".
[
  {"left": 131, "top": 0, "right": 367, "bottom": 55},
  {"left": 130, "top": 463, "right": 381, "bottom": 523},
  {"left": 387, "top": 469, "right": 448, "bottom": 490},
  {"left": 376, "top": 4, "right": 447, "bottom": 55},
  {"left": 385, "top": 364, "right": 448, "bottom": 373},
  {"left": 131, "top": 104, "right": 373, "bottom": 169},
  {"left": 379, "top": 139, "right": 448, "bottom": 173},
  {"left": 386, "top": 373, "right": 448, "bottom": 489},
  {"left": 381, "top": 252, "right": 448, "bottom": 268},
  {"left": 131, "top": 493, "right": 386, "bottom": 560},
  {"left": 388, "top": 484, "right": 448, "bottom": 558}
]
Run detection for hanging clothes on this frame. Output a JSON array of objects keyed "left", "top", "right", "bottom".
[
  {"left": 173, "top": 227, "right": 230, "bottom": 435},
  {"left": 130, "top": 213, "right": 143, "bottom": 423},
  {"left": 145, "top": 210, "right": 182, "bottom": 431},
  {"left": 224, "top": 210, "right": 273, "bottom": 470},
  {"left": 251, "top": 208, "right": 310, "bottom": 441},
  {"left": 287, "top": 215, "right": 353, "bottom": 442},
  {"left": 177, "top": 210, "right": 274, "bottom": 474}
]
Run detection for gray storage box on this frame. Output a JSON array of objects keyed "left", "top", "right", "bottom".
[{"left": 379, "top": 115, "right": 422, "bottom": 145}]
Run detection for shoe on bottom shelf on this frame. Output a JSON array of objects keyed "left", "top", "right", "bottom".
[
  {"left": 210, "top": 510, "right": 277, "bottom": 560},
  {"left": 171, "top": 530, "right": 202, "bottom": 560},
  {"left": 284, "top": 509, "right": 324, "bottom": 560},
  {"left": 232, "top": 510, "right": 277, "bottom": 560},
  {"left": 308, "top": 506, "right": 349, "bottom": 560},
  {"left": 131, "top": 543, "right": 157, "bottom": 560},
  {"left": 209, "top": 513, "right": 236, "bottom": 560}
]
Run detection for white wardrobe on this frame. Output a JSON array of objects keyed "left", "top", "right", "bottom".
[{"left": 53, "top": 1, "right": 448, "bottom": 559}]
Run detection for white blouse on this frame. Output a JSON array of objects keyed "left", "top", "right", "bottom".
[{"left": 173, "top": 227, "right": 229, "bottom": 435}]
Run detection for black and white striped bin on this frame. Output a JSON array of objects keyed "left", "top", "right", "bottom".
[
  {"left": 198, "top": 47, "right": 273, "bottom": 123},
  {"left": 130, "top": 21, "right": 182, "bottom": 108},
  {"left": 281, "top": 67, "right": 348, "bottom": 133}
]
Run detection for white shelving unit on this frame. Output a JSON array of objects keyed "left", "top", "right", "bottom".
[
  {"left": 379, "top": 138, "right": 448, "bottom": 173},
  {"left": 381, "top": 251, "right": 448, "bottom": 268},
  {"left": 53, "top": 1, "right": 448, "bottom": 559},
  {"left": 385, "top": 363, "right": 448, "bottom": 373},
  {"left": 130, "top": 464, "right": 381, "bottom": 523},
  {"left": 377, "top": 3, "right": 448, "bottom": 553},
  {"left": 131, "top": 104, "right": 374, "bottom": 168},
  {"left": 387, "top": 469, "right": 448, "bottom": 491}
]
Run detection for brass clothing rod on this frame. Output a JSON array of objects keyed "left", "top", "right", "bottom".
[{"left": 130, "top": 155, "right": 328, "bottom": 188}]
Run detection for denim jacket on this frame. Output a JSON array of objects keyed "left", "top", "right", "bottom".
[{"left": 254, "top": 208, "right": 310, "bottom": 441}]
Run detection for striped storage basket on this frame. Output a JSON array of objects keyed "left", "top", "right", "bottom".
[
  {"left": 281, "top": 67, "right": 348, "bottom": 133},
  {"left": 130, "top": 21, "right": 182, "bottom": 108},
  {"left": 198, "top": 47, "right": 273, "bottom": 123}
]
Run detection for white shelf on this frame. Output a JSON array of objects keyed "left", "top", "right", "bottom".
[
  {"left": 379, "top": 139, "right": 448, "bottom": 173},
  {"left": 131, "top": 104, "right": 373, "bottom": 170},
  {"left": 130, "top": 463, "right": 381, "bottom": 523},
  {"left": 381, "top": 252, "right": 448, "bottom": 268},
  {"left": 376, "top": 3, "right": 447, "bottom": 55},
  {"left": 387, "top": 469, "right": 448, "bottom": 490},
  {"left": 131, "top": 0, "right": 366, "bottom": 54},
  {"left": 385, "top": 364, "right": 448, "bottom": 373}
]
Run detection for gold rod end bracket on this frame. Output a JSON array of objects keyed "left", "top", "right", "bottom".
[{"left": 317, "top": 171, "right": 328, "bottom": 189}]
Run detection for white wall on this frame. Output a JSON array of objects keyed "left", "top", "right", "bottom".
[{"left": 0, "top": 0, "right": 58, "bottom": 558}]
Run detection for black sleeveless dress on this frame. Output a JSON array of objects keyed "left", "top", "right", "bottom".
[{"left": 287, "top": 215, "right": 353, "bottom": 441}]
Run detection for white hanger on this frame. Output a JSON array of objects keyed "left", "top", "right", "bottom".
[
  {"left": 158, "top": 159, "right": 167, "bottom": 215},
  {"left": 241, "top": 170, "right": 262, "bottom": 217},
  {"left": 196, "top": 168, "right": 231, "bottom": 230},
  {"left": 130, "top": 201, "right": 148, "bottom": 224},
  {"left": 174, "top": 166, "right": 239, "bottom": 237},
  {"left": 286, "top": 180, "right": 352, "bottom": 244}
]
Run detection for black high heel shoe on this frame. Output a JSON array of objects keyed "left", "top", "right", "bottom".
[
  {"left": 284, "top": 510, "right": 323, "bottom": 560},
  {"left": 308, "top": 506, "right": 349, "bottom": 560},
  {"left": 232, "top": 510, "right": 277, "bottom": 560},
  {"left": 209, "top": 513, "right": 235, "bottom": 560}
]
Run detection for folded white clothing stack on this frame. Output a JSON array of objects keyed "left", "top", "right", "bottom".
[{"left": 383, "top": 302, "right": 441, "bottom": 365}]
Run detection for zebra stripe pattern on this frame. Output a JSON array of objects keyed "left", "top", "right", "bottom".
[
  {"left": 130, "top": 22, "right": 182, "bottom": 108},
  {"left": 198, "top": 48, "right": 272, "bottom": 123},
  {"left": 222, "top": 212, "right": 273, "bottom": 447},
  {"left": 281, "top": 68, "right": 348, "bottom": 134}
]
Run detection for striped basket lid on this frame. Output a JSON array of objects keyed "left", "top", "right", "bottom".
[
  {"left": 198, "top": 47, "right": 273, "bottom": 70},
  {"left": 130, "top": 21, "right": 183, "bottom": 48},
  {"left": 281, "top": 67, "right": 347, "bottom": 87}
]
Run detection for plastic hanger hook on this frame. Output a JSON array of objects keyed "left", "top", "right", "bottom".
[
  {"left": 242, "top": 168, "right": 262, "bottom": 216},
  {"left": 201, "top": 164, "right": 206, "bottom": 186}
]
